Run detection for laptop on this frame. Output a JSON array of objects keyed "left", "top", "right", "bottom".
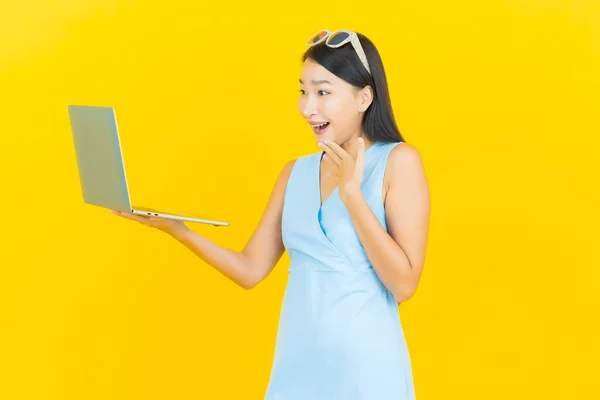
[{"left": 67, "top": 105, "right": 230, "bottom": 227}]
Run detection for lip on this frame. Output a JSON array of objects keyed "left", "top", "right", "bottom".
[
  {"left": 308, "top": 120, "right": 328, "bottom": 125},
  {"left": 312, "top": 122, "right": 330, "bottom": 135}
]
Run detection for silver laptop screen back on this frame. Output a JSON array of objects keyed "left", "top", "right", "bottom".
[{"left": 68, "top": 105, "right": 132, "bottom": 212}]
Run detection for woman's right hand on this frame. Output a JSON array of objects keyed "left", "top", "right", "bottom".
[{"left": 110, "top": 209, "right": 188, "bottom": 236}]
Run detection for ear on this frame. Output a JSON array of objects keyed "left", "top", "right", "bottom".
[{"left": 358, "top": 85, "right": 373, "bottom": 112}]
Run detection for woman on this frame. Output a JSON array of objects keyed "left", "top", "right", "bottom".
[{"left": 113, "top": 29, "right": 430, "bottom": 399}]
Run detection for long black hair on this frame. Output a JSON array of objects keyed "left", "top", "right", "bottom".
[{"left": 301, "top": 32, "right": 405, "bottom": 143}]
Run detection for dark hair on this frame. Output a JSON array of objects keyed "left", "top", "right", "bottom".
[{"left": 301, "top": 32, "right": 405, "bottom": 143}]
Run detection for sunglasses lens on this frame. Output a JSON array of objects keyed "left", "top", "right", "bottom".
[
  {"left": 327, "top": 31, "right": 350, "bottom": 46},
  {"left": 308, "top": 31, "right": 328, "bottom": 45}
]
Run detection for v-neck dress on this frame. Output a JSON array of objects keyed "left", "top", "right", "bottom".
[{"left": 264, "top": 141, "right": 416, "bottom": 400}]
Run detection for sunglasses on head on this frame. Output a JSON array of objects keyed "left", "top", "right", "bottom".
[{"left": 306, "top": 30, "right": 372, "bottom": 76}]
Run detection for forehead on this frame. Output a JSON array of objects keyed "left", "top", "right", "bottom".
[{"left": 299, "top": 59, "right": 339, "bottom": 85}]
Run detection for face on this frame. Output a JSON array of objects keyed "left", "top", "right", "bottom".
[{"left": 298, "top": 59, "right": 372, "bottom": 146}]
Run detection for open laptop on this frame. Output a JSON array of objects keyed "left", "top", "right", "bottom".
[{"left": 67, "top": 105, "right": 230, "bottom": 227}]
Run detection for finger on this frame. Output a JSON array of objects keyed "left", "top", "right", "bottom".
[
  {"left": 323, "top": 140, "right": 351, "bottom": 162},
  {"left": 356, "top": 137, "right": 365, "bottom": 171},
  {"left": 322, "top": 152, "right": 339, "bottom": 167},
  {"left": 327, "top": 140, "right": 355, "bottom": 174},
  {"left": 320, "top": 143, "right": 342, "bottom": 166},
  {"left": 323, "top": 153, "right": 339, "bottom": 170},
  {"left": 111, "top": 210, "right": 151, "bottom": 224},
  {"left": 322, "top": 151, "right": 340, "bottom": 167}
]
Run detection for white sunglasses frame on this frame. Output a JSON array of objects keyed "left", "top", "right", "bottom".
[{"left": 306, "top": 29, "right": 372, "bottom": 75}]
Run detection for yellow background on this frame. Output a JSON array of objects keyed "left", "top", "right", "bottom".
[{"left": 1, "top": 0, "right": 598, "bottom": 398}]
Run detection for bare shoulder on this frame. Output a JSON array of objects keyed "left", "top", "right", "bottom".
[
  {"left": 283, "top": 158, "right": 297, "bottom": 172},
  {"left": 278, "top": 159, "right": 297, "bottom": 184},
  {"left": 389, "top": 142, "right": 423, "bottom": 168},
  {"left": 271, "top": 159, "right": 297, "bottom": 198},
  {"left": 382, "top": 142, "right": 430, "bottom": 296},
  {"left": 384, "top": 142, "right": 428, "bottom": 197}
]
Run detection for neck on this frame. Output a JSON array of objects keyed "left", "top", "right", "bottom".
[{"left": 341, "top": 134, "right": 373, "bottom": 158}]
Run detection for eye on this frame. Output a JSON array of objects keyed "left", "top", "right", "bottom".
[{"left": 298, "top": 89, "right": 330, "bottom": 96}]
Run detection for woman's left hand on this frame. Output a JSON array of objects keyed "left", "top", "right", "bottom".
[{"left": 318, "top": 137, "right": 365, "bottom": 204}]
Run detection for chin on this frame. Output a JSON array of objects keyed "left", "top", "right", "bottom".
[{"left": 315, "top": 132, "right": 334, "bottom": 142}]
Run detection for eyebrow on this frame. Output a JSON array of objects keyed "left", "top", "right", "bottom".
[{"left": 299, "top": 79, "right": 333, "bottom": 85}]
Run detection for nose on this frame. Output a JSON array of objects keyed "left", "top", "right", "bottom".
[{"left": 300, "top": 94, "right": 318, "bottom": 120}]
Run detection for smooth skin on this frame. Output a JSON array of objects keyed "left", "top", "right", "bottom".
[{"left": 112, "top": 59, "right": 430, "bottom": 301}]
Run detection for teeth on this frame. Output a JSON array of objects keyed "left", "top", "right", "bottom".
[{"left": 312, "top": 122, "right": 328, "bottom": 129}]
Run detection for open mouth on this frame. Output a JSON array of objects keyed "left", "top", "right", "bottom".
[{"left": 311, "top": 122, "right": 330, "bottom": 134}]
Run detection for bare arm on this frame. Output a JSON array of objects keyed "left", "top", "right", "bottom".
[
  {"left": 343, "top": 143, "right": 430, "bottom": 302},
  {"left": 170, "top": 160, "right": 295, "bottom": 289},
  {"left": 317, "top": 139, "right": 430, "bottom": 303},
  {"left": 114, "top": 159, "right": 296, "bottom": 290}
]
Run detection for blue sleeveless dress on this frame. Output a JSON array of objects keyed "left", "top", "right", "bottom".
[{"left": 265, "top": 141, "right": 416, "bottom": 400}]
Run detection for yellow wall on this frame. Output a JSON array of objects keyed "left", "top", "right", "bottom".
[{"left": 1, "top": 1, "right": 598, "bottom": 398}]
